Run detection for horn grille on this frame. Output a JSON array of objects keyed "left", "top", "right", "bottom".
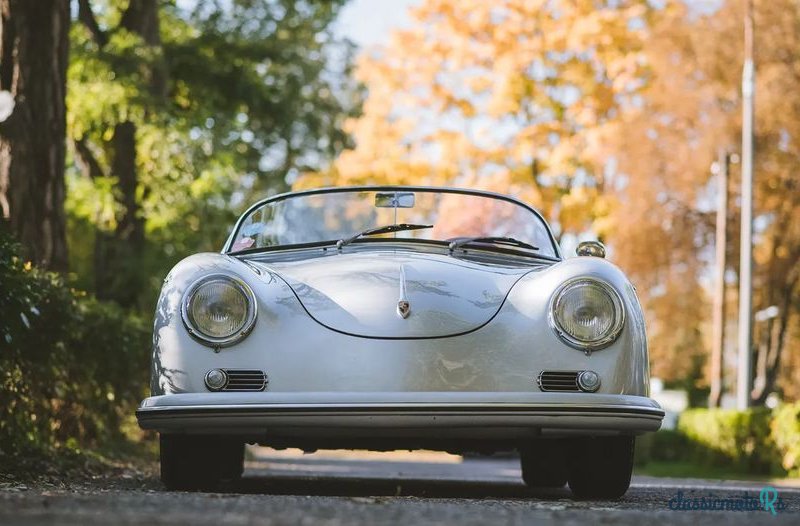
[
  {"left": 537, "top": 371, "right": 580, "bottom": 392},
  {"left": 221, "top": 369, "right": 267, "bottom": 391}
]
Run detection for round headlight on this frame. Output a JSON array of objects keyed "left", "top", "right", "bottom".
[
  {"left": 550, "top": 278, "right": 624, "bottom": 351},
  {"left": 181, "top": 275, "right": 257, "bottom": 347}
]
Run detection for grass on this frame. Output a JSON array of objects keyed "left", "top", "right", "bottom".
[{"left": 635, "top": 461, "right": 795, "bottom": 484}]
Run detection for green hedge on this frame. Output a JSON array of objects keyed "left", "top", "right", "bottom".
[
  {"left": 634, "top": 428, "right": 691, "bottom": 466},
  {"left": 0, "top": 232, "right": 150, "bottom": 455},
  {"left": 771, "top": 403, "right": 800, "bottom": 477},
  {"left": 678, "top": 407, "right": 775, "bottom": 473},
  {"left": 636, "top": 404, "right": 800, "bottom": 477}
]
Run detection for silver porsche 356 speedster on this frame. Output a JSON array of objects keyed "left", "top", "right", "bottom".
[{"left": 137, "top": 186, "right": 663, "bottom": 497}]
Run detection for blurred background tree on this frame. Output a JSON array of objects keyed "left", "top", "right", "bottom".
[
  {"left": 0, "top": 0, "right": 70, "bottom": 271},
  {"left": 610, "top": 0, "right": 800, "bottom": 403},
  {"left": 298, "top": 0, "right": 650, "bottom": 246},
  {"left": 299, "top": 0, "right": 799, "bottom": 404},
  {"left": 0, "top": 0, "right": 797, "bottom": 410},
  {"left": 1, "top": 0, "right": 360, "bottom": 456},
  {"left": 67, "top": 0, "right": 359, "bottom": 309}
]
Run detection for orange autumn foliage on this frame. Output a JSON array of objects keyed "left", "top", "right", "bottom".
[{"left": 300, "top": 0, "right": 800, "bottom": 401}]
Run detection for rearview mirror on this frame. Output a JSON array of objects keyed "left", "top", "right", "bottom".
[{"left": 375, "top": 191, "right": 415, "bottom": 208}]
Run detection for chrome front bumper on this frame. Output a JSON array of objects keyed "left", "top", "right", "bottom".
[{"left": 137, "top": 392, "right": 664, "bottom": 440}]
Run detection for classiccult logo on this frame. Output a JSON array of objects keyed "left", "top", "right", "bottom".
[{"left": 667, "top": 486, "right": 787, "bottom": 515}]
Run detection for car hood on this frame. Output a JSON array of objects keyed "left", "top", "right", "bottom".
[{"left": 249, "top": 250, "right": 546, "bottom": 338}]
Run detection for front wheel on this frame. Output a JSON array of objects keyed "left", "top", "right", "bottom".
[
  {"left": 567, "top": 436, "right": 634, "bottom": 499},
  {"left": 160, "top": 434, "right": 244, "bottom": 491}
]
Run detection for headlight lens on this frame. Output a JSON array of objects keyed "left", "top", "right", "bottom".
[
  {"left": 182, "top": 275, "right": 256, "bottom": 346},
  {"left": 551, "top": 278, "right": 624, "bottom": 351}
]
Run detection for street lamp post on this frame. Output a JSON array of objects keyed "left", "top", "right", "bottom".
[{"left": 737, "top": 0, "right": 755, "bottom": 410}]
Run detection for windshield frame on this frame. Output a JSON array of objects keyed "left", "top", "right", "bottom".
[{"left": 222, "top": 185, "right": 562, "bottom": 260}]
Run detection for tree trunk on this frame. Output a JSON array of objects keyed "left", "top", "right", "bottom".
[
  {"left": 0, "top": 0, "right": 69, "bottom": 270},
  {"left": 91, "top": 0, "right": 165, "bottom": 306},
  {"left": 120, "top": 0, "right": 167, "bottom": 98},
  {"left": 751, "top": 275, "right": 797, "bottom": 405},
  {"left": 94, "top": 121, "right": 144, "bottom": 305}
]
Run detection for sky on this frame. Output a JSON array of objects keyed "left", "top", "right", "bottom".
[
  {"left": 333, "top": 0, "right": 727, "bottom": 50},
  {"left": 333, "top": 0, "right": 421, "bottom": 49},
  {"left": 172, "top": 0, "right": 420, "bottom": 50}
]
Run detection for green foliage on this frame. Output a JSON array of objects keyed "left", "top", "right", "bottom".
[
  {"left": 0, "top": 231, "right": 150, "bottom": 455},
  {"left": 68, "top": 25, "right": 149, "bottom": 141},
  {"left": 66, "top": 0, "right": 360, "bottom": 311},
  {"left": 771, "top": 403, "right": 800, "bottom": 477},
  {"left": 634, "top": 461, "right": 776, "bottom": 482},
  {"left": 162, "top": 0, "right": 359, "bottom": 182},
  {"left": 636, "top": 404, "right": 800, "bottom": 477},
  {"left": 677, "top": 408, "right": 775, "bottom": 473},
  {"left": 633, "top": 429, "right": 690, "bottom": 466}
]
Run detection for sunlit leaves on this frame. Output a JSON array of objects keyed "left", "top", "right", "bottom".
[
  {"left": 300, "top": 0, "right": 652, "bottom": 241},
  {"left": 297, "top": 0, "right": 799, "bottom": 399},
  {"left": 605, "top": 1, "right": 800, "bottom": 397},
  {"left": 65, "top": 0, "right": 357, "bottom": 309},
  {"left": 65, "top": 173, "right": 119, "bottom": 231}
]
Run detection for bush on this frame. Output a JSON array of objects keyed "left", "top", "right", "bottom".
[
  {"left": 677, "top": 407, "right": 775, "bottom": 473},
  {"left": 637, "top": 404, "right": 800, "bottom": 477},
  {"left": 634, "top": 429, "right": 691, "bottom": 466},
  {"left": 771, "top": 403, "right": 800, "bottom": 477},
  {"left": 0, "top": 231, "right": 150, "bottom": 456}
]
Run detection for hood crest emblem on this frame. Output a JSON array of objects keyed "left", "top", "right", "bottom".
[
  {"left": 397, "top": 300, "right": 411, "bottom": 319},
  {"left": 397, "top": 265, "right": 411, "bottom": 319}
]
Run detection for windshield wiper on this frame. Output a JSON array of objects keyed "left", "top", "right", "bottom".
[
  {"left": 336, "top": 223, "right": 433, "bottom": 250},
  {"left": 448, "top": 236, "right": 539, "bottom": 254}
]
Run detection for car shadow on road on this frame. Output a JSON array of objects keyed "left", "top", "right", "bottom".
[
  {"left": 225, "top": 475, "right": 570, "bottom": 499},
  {"left": 216, "top": 457, "right": 573, "bottom": 500}
]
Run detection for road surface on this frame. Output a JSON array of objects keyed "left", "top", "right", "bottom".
[{"left": 1, "top": 448, "right": 798, "bottom": 525}]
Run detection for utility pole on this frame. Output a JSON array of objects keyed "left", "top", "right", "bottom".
[
  {"left": 737, "top": 0, "right": 755, "bottom": 410},
  {"left": 709, "top": 150, "right": 729, "bottom": 408}
]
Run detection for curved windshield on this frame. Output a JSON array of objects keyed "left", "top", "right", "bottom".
[{"left": 228, "top": 188, "right": 559, "bottom": 258}]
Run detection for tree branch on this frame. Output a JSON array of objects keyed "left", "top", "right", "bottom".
[
  {"left": 119, "top": 0, "right": 168, "bottom": 98},
  {"left": 73, "top": 138, "right": 106, "bottom": 179},
  {"left": 120, "top": 0, "right": 160, "bottom": 46},
  {"left": 78, "top": 0, "right": 108, "bottom": 48}
]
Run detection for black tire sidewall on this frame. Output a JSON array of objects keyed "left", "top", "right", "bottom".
[
  {"left": 567, "top": 436, "right": 634, "bottom": 499},
  {"left": 519, "top": 439, "right": 568, "bottom": 488},
  {"left": 160, "top": 434, "right": 244, "bottom": 491}
]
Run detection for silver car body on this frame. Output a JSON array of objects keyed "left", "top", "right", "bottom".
[{"left": 137, "top": 186, "right": 663, "bottom": 451}]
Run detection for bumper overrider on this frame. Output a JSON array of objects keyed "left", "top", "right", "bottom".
[{"left": 137, "top": 392, "right": 664, "bottom": 440}]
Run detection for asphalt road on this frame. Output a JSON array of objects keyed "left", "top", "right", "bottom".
[{"left": 1, "top": 448, "right": 798, "bottom": 525}]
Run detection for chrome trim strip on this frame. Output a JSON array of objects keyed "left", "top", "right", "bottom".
[
  {"left": 396, "top": 264, "right": 410, "bottom": 319},
  {"left": 138, "top": 403, "right": 664, "bottom": 418},
  {"left": 136, "top": 402, "right": 665, "bottom": 436},
  {"left": 140, "top": 392, "right": 663, "bottom": 408}
]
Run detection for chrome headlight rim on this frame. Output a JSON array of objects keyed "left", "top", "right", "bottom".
[
  {"left": 180, "top": 273, "right": 257, "bottom": 348},
  {"left": 548, "top": 277, "right": 625, "bottom": 352}
]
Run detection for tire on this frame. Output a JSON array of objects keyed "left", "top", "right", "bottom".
[
  {"left": 567, "top": 436, "right": 634, "bottom": 499},
  {"left": 160, "top": 434, "right": 245, "bottom": 491},
  {"left": 519, "top": 440, "right": 568, "bottom": 488}
]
